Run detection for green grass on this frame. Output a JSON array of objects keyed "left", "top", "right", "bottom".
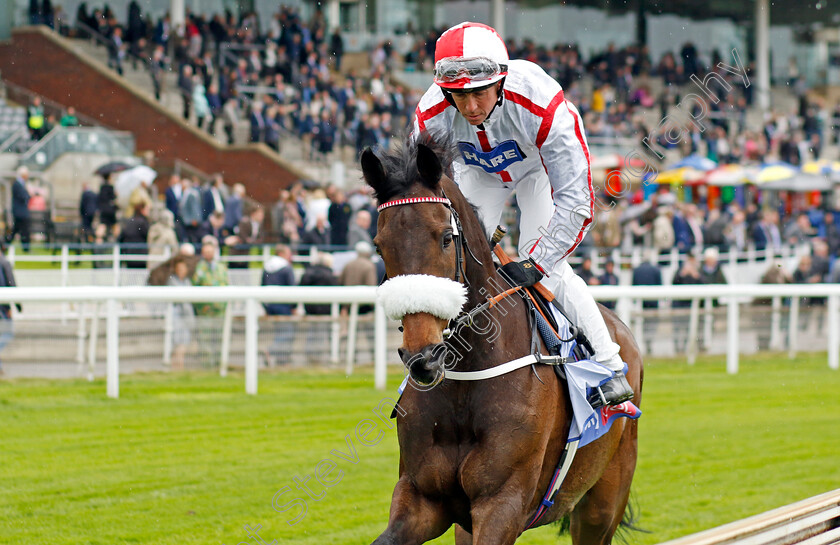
[{"left": 1, "top": 353, "right": 838, "bottom": 544}]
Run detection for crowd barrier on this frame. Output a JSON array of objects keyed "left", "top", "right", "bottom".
[
  {"left": 657, "top": 489, "right": 840, "bottom": 545},
  {"left": 0, "top": 284, "right": 837, "bottom": 398}
]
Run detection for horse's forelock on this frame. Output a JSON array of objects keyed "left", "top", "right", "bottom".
[{"left": 372, "top": 131, "right": 456, "bottom": 204}]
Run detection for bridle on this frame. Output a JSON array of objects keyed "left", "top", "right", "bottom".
[{"left": 376, "top": 191, "right": 483, "bottom": 285}]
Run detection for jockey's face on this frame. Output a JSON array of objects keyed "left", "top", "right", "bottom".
[{"left": 450, "top": 82, "right": 500, "bottom": 126}]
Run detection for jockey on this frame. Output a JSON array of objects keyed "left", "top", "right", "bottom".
[{"left": 413, "top": 21, "right": 633, "bottom": 406}]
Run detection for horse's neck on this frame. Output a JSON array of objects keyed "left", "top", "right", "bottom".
[{"left": 454, "top": 202, "right": 531, "bottom": 367}]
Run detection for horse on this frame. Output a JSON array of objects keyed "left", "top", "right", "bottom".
[{"left": 362, "top": 132, "right": 643, "bottom": 545}]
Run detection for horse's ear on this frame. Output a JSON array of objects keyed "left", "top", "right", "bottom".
[
  {"left": 361, "top": 148, "right": 387, "bottom": 194},
  {"left": 416, "top": 144, "right": 442, "bottom": 188}
]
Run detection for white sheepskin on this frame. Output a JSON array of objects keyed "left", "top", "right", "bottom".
[{"left": 377, "top": 274, "right": 467, "bottom": 321}]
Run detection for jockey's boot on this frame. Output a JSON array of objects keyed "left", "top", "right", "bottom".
[{"left": 588, "top": 371, "right": 634, "bottom": 408}]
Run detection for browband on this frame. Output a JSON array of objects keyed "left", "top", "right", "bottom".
[{"left": 377, "top": 197, "right": 452, "bottom": 212}]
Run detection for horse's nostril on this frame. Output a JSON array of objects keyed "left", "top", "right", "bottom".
[{"left": 397, "top": 347, "right": 408, "bottom": 364}]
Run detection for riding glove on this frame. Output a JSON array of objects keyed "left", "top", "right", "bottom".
[{"left": 499, "top": 258, "right": 544, "bottom": 288}]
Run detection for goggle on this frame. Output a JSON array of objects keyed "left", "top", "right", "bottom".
[{"left": 434, "top": 57, "right": 507, "bottom": 84}]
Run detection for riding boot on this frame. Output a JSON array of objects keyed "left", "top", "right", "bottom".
[
  {"left": 588, "top": 372, "right": 634, "bottom": 408},
  {"left": 543, "top": 261, "right": 635, "bottom": 407}
]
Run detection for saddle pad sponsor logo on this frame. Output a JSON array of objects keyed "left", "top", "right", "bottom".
[{"left": 458, "top": 140, "right": 525, "bottom": 173}]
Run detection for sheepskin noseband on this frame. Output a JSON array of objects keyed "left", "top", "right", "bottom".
[{"left": 377, "top": 274, "right": 467, "bottom": 321}]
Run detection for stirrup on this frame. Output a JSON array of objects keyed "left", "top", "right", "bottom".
[{"left": 588, "top": 373, "right": 634, "bottom": 409}]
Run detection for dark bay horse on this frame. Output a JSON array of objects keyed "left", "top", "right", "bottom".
[{"left": 362, "top": 134, "right": 643, "bottom": 545}]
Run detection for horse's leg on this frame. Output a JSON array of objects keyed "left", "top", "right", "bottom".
[
  {"left": 569, "top": 419, "right": 639, "bottom": 545},
  {"left": 466, "top": 483, "right": 534, "bottom": 545},
  {"left": 454, "top": 525, "right": 473, "bottom": 545},
  {"left": 371, "top": 477, "right": 451, "bottom": 545}
]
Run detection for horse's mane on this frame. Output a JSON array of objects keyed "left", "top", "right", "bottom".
[{"left": 370, "top": 131, "right": 457, "bottom": 205}]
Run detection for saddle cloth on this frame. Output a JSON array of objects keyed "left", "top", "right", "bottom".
[{"left": 543, "top": 304, "right": 641, "bottom": 448}]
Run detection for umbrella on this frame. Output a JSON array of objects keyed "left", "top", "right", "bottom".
[
  {"left": 669, "top": 154, "right": 718, "bottom": 172},
  {"left": 94, "top": 161, "right": 133, "bottom": 177},
  {"left": 655, "top": 167, "right": 706, "bottom": 185},
  {"left": 801, "top": 159, "right": 840, "bottom": 177},
  {"left": 759, "top": 173, "right": 834, "bottom": 192},
  {"left": 705, "top": 164, "right": 758, "bottom": 186},
  {"left": 114, "top": 165, "right": 157, "bottom": 207},
  {"left": 590, "top": 152, "right": 648, "bottom": 171},
  {"left": 754, "top": 162, "right": 798, "bottom": 184}
]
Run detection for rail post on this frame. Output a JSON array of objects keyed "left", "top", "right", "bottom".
[
  {"left": 162, "top": 303, "right": 174, "bottom": 365},
  {"left": 374, "top": 301, "right": 387, "bottom": 391},
  {"left": 726, "top": 298, "right": 740, "bottom": 374},
  {"left": 330, "top": 302, "right": 340, "bottom": 365},
  {"left": 828, "top": 295, "right": 839, "bottom": 371},
  {"left": 687, "top": 297, "right": 700, "bottom": 364},
  {"left": 346, "top": 302, "right": 359, "bottom": 375},
  {"left": 788, "top": 296, "right": 800, "bottom": 359},
  {"left": 106, "top": 298, "right": 119, "bottom": 398},
  {"left": 245, "top": 298, "right": 258, "bottom": 395}
]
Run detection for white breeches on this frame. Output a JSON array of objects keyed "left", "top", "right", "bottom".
[{"left": 458, "top": 170, "right": 623, "bottom": 370}]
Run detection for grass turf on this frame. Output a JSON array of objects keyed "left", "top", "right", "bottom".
[{"left": 0, "top": 353, "right": 838, "bottom": 544}]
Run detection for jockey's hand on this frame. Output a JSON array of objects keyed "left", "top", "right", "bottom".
[{"left": 499, "top": 258, "right": 544, "bottom": 288}]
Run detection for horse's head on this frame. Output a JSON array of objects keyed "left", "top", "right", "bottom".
[{"left": 362, "top": 135, "right": 469, "bottom": 387}]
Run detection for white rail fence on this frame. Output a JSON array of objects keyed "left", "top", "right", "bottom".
[
  {"left": 657, "top": 489, "right": 840, "bottom": 545},
  {"left": 0, "top": 284, "right": 836, "bottom": 398}
]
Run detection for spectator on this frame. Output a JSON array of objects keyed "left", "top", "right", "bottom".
[
  {"left": 167, "top": 257, "right": 195, "bottom": 370},
  {"left": 201, "top": 174, "right": 227, "bottom": 221},
  {"left": 79, "top": 182, "right": 98, "bottom": 243},
  {"left": 347, "top": 209, "right": 373, "bottom": 248},
  {"left": 329, "top": 27, "right": 344, "bottom": 70},
  {"left": 147, "top": 243, "right": 200, "bottom": 286},
  {"left": 178, "top": 64, "right": 194, "bottom": 120},
  {"left": 671, "top": 252, "right": 703, "bottom": 353},
  {"left": 597, "top": 260, "right": 619, "bottom": 310},
  {"left": 699, "top": 247, "right": 727, "bottom": 285},
  {"left": 149, "top": 44, "right": 168, "bottom": 100},
  {"left": 197, "top": 210, "right": 231, "bottom": 249},
  {"left": 262, "top": 244, "right": 296, "bottom": 366},
  {"left": 147, "top": 208, "right": 179, "bottom": 264},
  {"left": 784, "top": 213, "right": 816, "bottom": 246},
  {"left": 179, "top": 177, "right": 203, "bottom": 244},
  {"left": 576, "top": 256, "right": 598, "bottom": 286},
  {"left": 811, "top": 239, "right": 831, "bottom": 282},
  {"left": 97, "top": 175, "right": 118, "bottom": 238},
  {"left": 8, "top": 167, "right": 31, "bottom": 251},
  {"left": 59, "top": 106, "right": 79, "bottom": 127},
  {"left": 753, "top": 209, "right": 782, "bottom": 252},
  {"left": 299, "top": 251, "right": 337, "bottom": 362},
  {"left": 0, "top": 244, "right": 21, "bottom": 375},
  {"left": 632, "top": 252, "right": 662, "bottom": 354},
  {"left": 229, "top": 206, "right": 265, "bottom": 269},
  {"left": 224, "top": 183, "right": 245, "bottom": 233},
  {"left": 652, "top": 206, "right": 675, "bottom": 253},
  {"left": 126, "top": 178, "right": 153, "bottom": 218},
  {"left": 27, "top": 97, "right": 46, "bottom": 140},
  {"left": 118, "top": 201, "right": 150, "bottom": 269},
  {"left": 164, "top": 174, "right": 182, "bottom": 235},
  {"left": 108, "top": 26, "right": 126, "bottom": 75},
  {"left": 192, "top": 75, "right": 211, "bottom": 130},
  {"left": 192, "top": 237, "right": 229, "bottom": 367},
  {"left": 340, "top": 240, "right": 377, "bottom": 312},
  {"left": 271, "top": 188, "right": 302, "bottom": 245},
  {"left": 824, "top": 212, "right": 840, "bottom": 257},
  {"left": 301, "top": 213, "right": 331, "bottom": 249}
]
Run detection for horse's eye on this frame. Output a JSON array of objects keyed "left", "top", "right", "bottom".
[{"left": 442, "top": 232, "right": 454, "bottom": 249}]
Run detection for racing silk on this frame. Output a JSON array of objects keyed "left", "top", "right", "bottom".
[{"left": 413, "top": 59, "right": 594, "bottom": 274}]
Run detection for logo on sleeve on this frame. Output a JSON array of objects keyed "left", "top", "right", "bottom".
[{"left": 458, "top": 140, "right": 526, "bottom": 173}]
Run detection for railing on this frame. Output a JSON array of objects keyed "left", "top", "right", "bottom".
[
  {"left": 1, "top": 241, "right": 811, "bottom": 286},
  {"left": 0, "top": 284, "right": 837, "bottom": 399},
  {"left": 656, "top": 489, "right": 840, "bottom": 545},
  {"left": 18, "top": 126, "right": 136, "bottom": 170}
]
